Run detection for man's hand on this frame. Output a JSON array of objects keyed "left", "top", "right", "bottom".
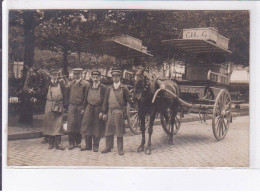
[
  {"left": 81, "top": 109, "right": 85, "bottom": 115},
  {"left": 99, "top": 113, "right": 103, "bottom": 120},
  {"left": 102, "top": 114, "right": 108, "bottom": 121}
]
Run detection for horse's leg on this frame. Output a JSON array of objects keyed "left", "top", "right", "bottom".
[
  {"left": 169, "top": 102, "right": 178, "bottom": 145},
  {"left": 145, "top": 111, "right": 156, "bottom": 155},
  {"left": 137, "top": 112, "right": 146, "bottom": 152}
]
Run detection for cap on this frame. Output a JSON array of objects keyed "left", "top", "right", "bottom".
[
  {"left": 72, "top": 68, "right": 84, "bottom": 74},
  {"left": 111, "top": 68, "right": 122, "bottom": 76},
  {"left": 50, "top": 69, "right": 59, "bottom": 75},
  {"left": 91, "top": 70, "right": 101, "bottom": 76}
]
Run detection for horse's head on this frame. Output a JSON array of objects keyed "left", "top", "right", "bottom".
[{"left": 132, "top": 67, "right": 151, "bottom": 102}]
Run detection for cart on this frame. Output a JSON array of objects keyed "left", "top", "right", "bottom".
[
  {"left": 157, "top": 27, "right": 233, "bottom": 141},
  {"left": 88, "top": 35, "right": 153, "bottom": 135}
]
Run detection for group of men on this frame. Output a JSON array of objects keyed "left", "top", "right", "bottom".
[{"left": 42, "top": 67, "right": 132, "bottom": 155}]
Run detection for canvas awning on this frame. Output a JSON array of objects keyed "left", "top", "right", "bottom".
[
  {"left": 162, "top": 39, "right": 232, "bottom": 54},
  {"left": 89, "top": 39, "right": 153, "bottom": 59}
]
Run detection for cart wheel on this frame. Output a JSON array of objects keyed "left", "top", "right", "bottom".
[
  {"left": 126, "top": 103, "right": 150, "bottom": 135},
  {"left": 160, "top": 108, "right": 181, "bottom": 135},
  {"left": 212, "top": 89, "right": 232, "bottom": 141}
]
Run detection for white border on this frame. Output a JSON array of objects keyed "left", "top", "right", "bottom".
[{"left": 2, "top": 0, "right": 260, "bottom": 190}]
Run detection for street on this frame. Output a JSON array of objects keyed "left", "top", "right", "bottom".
[{"left": 7, "top": 116, "right": 249, "bottom": 167}]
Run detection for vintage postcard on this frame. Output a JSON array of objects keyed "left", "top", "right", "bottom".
[{"left": 3, "top": 0, "right": 260, "bottom": 191}]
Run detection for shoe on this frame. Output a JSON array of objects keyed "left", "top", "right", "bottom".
[
  {"left": 80, "top": 145, "right": 87, "bottom": 151},
  {"left": 48, "top": 136, "right": 54, "bottom": 149},
  {"left": 93, "top": 146, "right": 99, "bottom": 152},
  {"left": 68, "top": 144, "right": 74, "bottom": 150},
  {"left": 41, "top": 137, "right": 48, "bottom": 144},
  {"left": 48, "top": 144, "right": 54, "bottom": 149},
  {"left": 101, "top": 148, "right": 111, "bottom": 154},
  {"left": 118, "top": 150, "right": 124, "bottom": 155},
  {"left": 55, "top": 144, "right": 65, "bottom": 150}
]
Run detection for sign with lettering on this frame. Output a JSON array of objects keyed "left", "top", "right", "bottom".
[{"left": 183, "top": 28, "right": 218, "bottom": 43}]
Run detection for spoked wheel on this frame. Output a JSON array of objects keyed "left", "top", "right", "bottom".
[
  {"left": 160, "top": 108, "right": 181, "bottom": 136},
  {"left": 212, "top": 89, "right": 232, "bottom": 141},
  {"left": 126, "top": 103, "right": 150, "bottom": 135}
]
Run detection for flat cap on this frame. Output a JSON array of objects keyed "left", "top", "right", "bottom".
[
  {"left": 91, "top": 70, "right": 101, "bottom": 76},
  {"left": 111, "top": 68, "right": 122, "bottom": 76},
  {"left": 50, "top": 69, "right": 59, "bottom": 75},
  {"left": 72, "top": 68, "right": 84, "bottom": 73}
]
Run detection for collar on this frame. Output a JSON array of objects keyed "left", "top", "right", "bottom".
[
  {"left": 92, "top": 81, "right": 100, "bottom": 89},
  {"left": 74, "top": 78, "right": 82, "bottom": 85},
  {"left": 113, "top": 82, "right": 121, "bottom": 90},
  {"left": 51, "top": 79, "right": 58, "bottom": 85}
]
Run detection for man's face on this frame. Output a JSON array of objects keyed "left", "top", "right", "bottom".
[
  {"left": 112, "top": 74, "right": 121, "bottom": 83},
  {"left": 73, "top": 72, "right": 81, "bottom": 80},
  {"left": 92, "top": 75, "right": 101, "bottom": 83},
  {"left": 51, "top": 73, "right": 58, "bottom": 80}
]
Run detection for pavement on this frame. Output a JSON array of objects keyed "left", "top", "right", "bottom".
[
  {"left": 7, "top": 103, "right": 249, "bottom": 140},
  {"left": 7, "top": 115, "right": 249, "bottom": 167}
]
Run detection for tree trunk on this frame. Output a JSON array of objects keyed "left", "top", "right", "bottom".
[
  {"left": 19, "top": 11, "right": 35, "bottom": 125},
  {"left": 22, "top": 11, "right": 35, "bottom": 79},
  {"left": 62, "top": 48, "right": 69, "bottom": 77}
]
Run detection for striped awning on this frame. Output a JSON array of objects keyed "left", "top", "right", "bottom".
[{"left": 162, "top": 39, "right": 232, "bottom": 54}]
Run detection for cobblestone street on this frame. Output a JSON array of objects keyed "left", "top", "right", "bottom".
[{"left": 7, "top": 116, "right": 249, "bottom": 167}]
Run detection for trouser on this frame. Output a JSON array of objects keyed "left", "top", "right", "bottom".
[
  {"left": 68, "top": 132, "right": 82, "bottom": 146},
  {"left": 105, "top": 135, "right": 123, "bottom": 151},
  {"left": 83, "top": 135, "right": 101, "bottom": 149}
]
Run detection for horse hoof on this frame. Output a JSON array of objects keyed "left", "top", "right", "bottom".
[
  {"left": 145, "top": 147, "right": 151, "bottom": 155},
  {"left": 168, "top": 139, "right": 174, "bottom": 145},
  {"left": 137, "top": 146, "right": 144, "bottom": 152}
]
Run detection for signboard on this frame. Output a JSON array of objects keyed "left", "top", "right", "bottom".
[{"left": 183, "top": 28, "right": 218, "bottom": 43}]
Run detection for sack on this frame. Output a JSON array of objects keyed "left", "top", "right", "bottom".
[{"left": 51, "top": 101, "right": 63, "bottom": 113}]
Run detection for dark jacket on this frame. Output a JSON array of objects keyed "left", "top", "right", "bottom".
[
  {"left": 101, "top": 83, "right": 131, "bottom": 114},
  {"left": 82, "top": 83, "right": 107, "bottom": 109},
  {"left": 68, "top": 79, "right": 89, "bottom": 105}
]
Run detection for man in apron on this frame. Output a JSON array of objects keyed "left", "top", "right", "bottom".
[
  {"left": 43, "top": 69, "right": 67, "bottom": 150},
  {"left": 100, "top": 68, "right": 132, "bottom": 155},
  {"left": 80, "top": 70, "right": 107, "bottom": 152},
  {"left": 67, "top": 68, "right": 89, "bottom": 150}
]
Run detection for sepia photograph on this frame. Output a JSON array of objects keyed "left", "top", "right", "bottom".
[{"left": 6, "top": 8, "right": 250, "bottom": 168}]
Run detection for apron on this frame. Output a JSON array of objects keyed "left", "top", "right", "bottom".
[
  {"left": 43, "top": 83, "right": 64, "bottom": 136},
  {"left": 105, "top": 88, "right": 125, "bottom": 137}
]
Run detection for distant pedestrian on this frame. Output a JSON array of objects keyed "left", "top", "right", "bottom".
[
  {"left": 100, "top": 68, "right": 132, "bottom": 155},
  {"left": 80, "top": 70, "right": 107, "bottom": 152},
  {"left": 43, "top": 69, "right": 68, "bottom": 150},
  {"left": 67, "top": 68, "right": 90, "bottom": 150}
]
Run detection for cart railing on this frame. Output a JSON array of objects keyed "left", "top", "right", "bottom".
[{"left": 207, "top": 70, "right": 230, "bottom": 85}]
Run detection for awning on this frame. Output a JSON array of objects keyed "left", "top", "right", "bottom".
[
  {"left": 162, "top": 39, "right": 232, "bottom": 54},
  {"left": 89, "top": 39, "right": 153, "bottom": 59}
]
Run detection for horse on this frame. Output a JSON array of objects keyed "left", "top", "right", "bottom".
[{"left": 132, "top": 67, "right": 180, "bottom": 155}]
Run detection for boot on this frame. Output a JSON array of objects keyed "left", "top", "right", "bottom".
[
  {"left": 117, "top": 137, "right": 124, "bottom": 155},
  {"left": 48, "top": 136, "right": 54, "bottom": 149},
  {"left": 93, "top": 137, "right": 100, "bottom": 152},
  {"left": 75, "top": 133, "right": 82, "bottom": 148},
  {"left": 55, "top": 135, "right": 65, "bottom": 150},
  {"left": 68, "top": 133, "right": 74, "bottom": 150},
  {"left": 101, "top": 136, "right": 113, "bottom": 154},
  {"left": 80, "top": 136, "right": 91, "bottom": 151},
  {"left": 41, "top": 136, "right": 49, "bottom": 144}
]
